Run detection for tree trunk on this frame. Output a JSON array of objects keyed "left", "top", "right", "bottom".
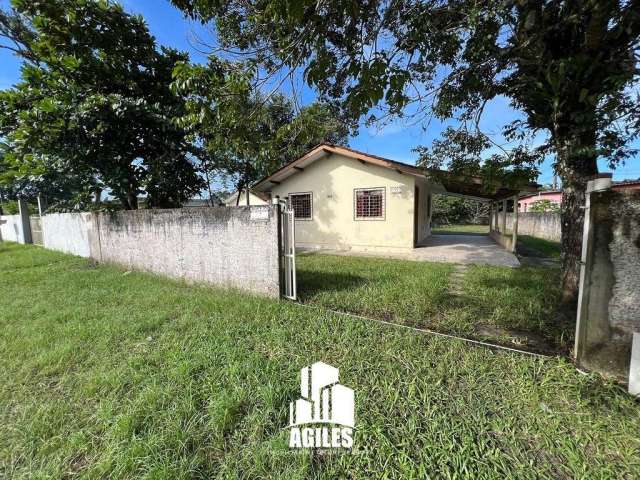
[
  {"left": 554, "top": 127, "right": 598, "bottom": 312},
  {"left": 127, "top": 191, "right": 139, "bottom": 210}
]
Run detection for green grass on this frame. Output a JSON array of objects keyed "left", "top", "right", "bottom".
[
  {"left": 431, "top": 224, "right": 489, "bottom": 234},
  {"left": 297, "top": 253, "right": 565, "bottom": 352},
  {"left": 1, "top": 243, "right": 639, "bottom": 478},
  {"left": 518, "top": 235, "right": 562, "bottom": 259},
  {"left": 296, "top": 253, "right": 453, "bottom": 322}
]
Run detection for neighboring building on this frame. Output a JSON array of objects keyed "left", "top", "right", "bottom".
[
  {"left": 518, "top": 190, "right": 562, "bottom": 212},
  {"left": 184, "top": 195, "right": 223, "bottom": 207},
  {"left": 518, "top": 179, "right": 640, "bottom": 212},
  {"left": 612, "top": 179, "right": 640, "bottom": 191},
  {"left": 253, "top": 144, "right": 535, "bottom": 253},
  {"left": 223, "top": 189, "right": 269, "bottom": 206}
]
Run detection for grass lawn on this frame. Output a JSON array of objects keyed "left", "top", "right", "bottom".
[
  {"left": 431, "top": 224, "right": 489, "bottom": 234},
  {"left": 518, "top": 235, "right": 562, "bottom": 259},
  {"left": 297, "top": 253, "right": 567, "bottom": 352},
  {"left": 2, "top": 243, "right": 639, "bottom": 478}
]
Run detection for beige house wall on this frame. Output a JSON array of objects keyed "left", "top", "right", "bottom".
[
  {"left": 268, "top": 153, "right": 433, "bottom": 252},
  {"left": 223, "top": 190, "right": 268, "bottom": 206}
]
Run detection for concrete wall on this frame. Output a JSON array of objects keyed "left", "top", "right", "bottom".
[
  {"left": 0, "top": 215, "right": 24, "bottom": 243},
  {"left": 575, "top": 187, "right": 640, "bottom": 382},
  {"left": 506, "top": 212, "right": 560, "bottom": 242},
  {"left": 42, "top": 213, "right": 94, "bottom": 258},
  {"left": 94, "top": 207, "right": 280, "bottom": 297},
  {"left": 268, "top": 152, "right": 434, "bottom": 252}
]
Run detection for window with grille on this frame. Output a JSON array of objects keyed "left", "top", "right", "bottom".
[
  {"left": 290, "top": 193, "right": 312, "bottom": 220},
  {"left": 354, "top": 188, "right": 385, "bottom": 219}
]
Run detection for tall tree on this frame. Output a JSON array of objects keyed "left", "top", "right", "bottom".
[
  {"left": 173, "top": 0, "right": 640, "bottom": 308},
  {"left": 0, "top": 0, "right": 204, "bottom": 209},
  {"left": 173, "top": 58, "right": 349, "bottom": 203}
]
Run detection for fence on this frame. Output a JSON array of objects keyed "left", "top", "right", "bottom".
[
  {"left": 506, "top": 212, "right": 561, "bottom": 242},
  {"left": 0, "top": 214, "right": 24, "bottom": 243},
  {"left": 6, "top": 206, "right": 283, "bottom": 298},
  {"left": 574, "top": 178, "right": 640, "bottom": 392},
  {"left": 42, "top": 212, "right": 94, "bottom": 257}
]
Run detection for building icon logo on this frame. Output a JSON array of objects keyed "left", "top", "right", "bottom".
[{"left": 289, "top": 361, "right": 354, "bottom": 448}]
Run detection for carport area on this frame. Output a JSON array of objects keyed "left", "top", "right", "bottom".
[
  {"left": 415, "top": 234, "right": 520, "bottom": 267},
  {"left": 311, "top": 234, "right": 520, "bottom": 267},
  {"left": 418, "top": 171, "right": 538, "bottom": 266}
]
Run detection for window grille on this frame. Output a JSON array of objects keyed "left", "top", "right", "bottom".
[
  {"left": 355, "top": 188, "right": 385, "bottom": 219},
  {"left": 290, "top": 193, "right": 312, "bottom": 220}
]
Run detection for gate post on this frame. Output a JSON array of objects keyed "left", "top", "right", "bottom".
[
  {"left": 511, "top": 195, "right": 518, "bottom": 253},
  {"left": 18, "top": 198, "right": 33, "bottom": 244},
  {"left": 275, "top": 198, "right": 285, "bottom": 298}
]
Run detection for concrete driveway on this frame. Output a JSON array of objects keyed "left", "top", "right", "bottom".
[
  {"left": 307, "top": 234, "right": 520, "bottom": 267},
  {"left": 412, "top": 234, "right": 520, "bottom": 267}
]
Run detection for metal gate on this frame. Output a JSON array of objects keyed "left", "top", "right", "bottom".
[{"left": 279, "top": 200, "right": 297, "bottom": 300}]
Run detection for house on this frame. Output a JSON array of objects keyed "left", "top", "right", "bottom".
[
  {"left": 223, "top": 189, "right": 269, "bottom": 206},
  {"left": 253, "top": 144, "right": 536, "bottom": 253},
  {"left": 518, "top": 190, "right": 562, "bottom": 212},
  {"left": 184, "top": 195, "right": 223, "bottom": 207},
  {"left": 518, "top": 178, "right": 640, "bottom": 212}
]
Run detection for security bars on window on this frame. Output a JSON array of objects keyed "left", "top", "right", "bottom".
[
  {"left": 355, "top": 188, "right": 385, "bottom": 219},
  {"left": 290, "top": 193, "right": 312, "bottom": 220}
]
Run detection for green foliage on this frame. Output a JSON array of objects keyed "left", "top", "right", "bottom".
[
  {"left": 0, "top": 0, "right": 204, "bottom": 209},
  {"left": 172, "top": 58, "right": 349, "bottom": 195},
  {"left": 415, "top": 127, "right": 542, "bottom": 192},
  {"left": 529, "top": 199, "right": 561, "bottom": 213},
  {"left": 0, "top": 200, "right": 19, "bottom": 214},
  {"left": 173, "top": 0, "right": 640, "bottom": 170},
  {"left": 432, "top": 195, "right": 489, "bottom": 225}
]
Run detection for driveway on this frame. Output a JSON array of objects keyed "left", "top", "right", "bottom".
[
  {"left": 304, "top": 234, "right": 520, "bottom": 267},
  {"left": 412, "top": 234, "right": 520, "bottom": 267}
]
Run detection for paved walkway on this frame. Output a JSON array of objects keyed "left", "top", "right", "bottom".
[
  {"left": 308, "top": 234, "right": 521, "bottom": 267},
  {"left": 413, "top": 234, "right": 520, "bottom": 267}
]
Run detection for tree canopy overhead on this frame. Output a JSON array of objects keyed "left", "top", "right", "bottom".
[
  {"left": 172, "top": 0, "right": 640, "bottom": 305},
  {"left": 0, "top": 0, "right": 204, "bottom": 209},
  {"left": 172, "top": 57, "right": 349, "bottom": 203}
]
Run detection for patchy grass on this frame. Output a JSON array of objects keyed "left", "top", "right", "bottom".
[
  {"left": 297, "top": 253, "right": 453, "bottom": 322},
  {"left": 455, "top": 264, "right": 567, "bottom": 350},
  {"left": 298, "top": 253, "right": 566, "bottom": 352},
  {"left": 431, "top": 224, "right": 489, "bottom": 234},
  {"left": 518, "top": 235, "right": 562, "bottom": 259},
  {"left": 1, "top": 243, "right": 639, "bottom": 478}
]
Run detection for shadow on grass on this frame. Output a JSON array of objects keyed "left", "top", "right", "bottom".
[
  {"left": 297, "top": 269, "right": 367, "bottom": 297},
  {"left": 296, "top": 253, "right": 569, "bottom": 355}
]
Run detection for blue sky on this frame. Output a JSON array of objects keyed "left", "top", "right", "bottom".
[{"left": 1, "top": 0, "right": 638, "bottom": 184}]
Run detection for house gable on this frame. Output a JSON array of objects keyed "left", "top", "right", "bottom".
[{"left": 267, "top": 152, "right": 419, "bottom": 251}]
